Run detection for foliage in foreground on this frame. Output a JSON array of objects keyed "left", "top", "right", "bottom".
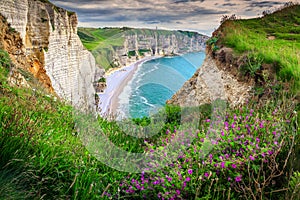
[{"left": 105, "top": 99, "right": 299, "bottom": 200}]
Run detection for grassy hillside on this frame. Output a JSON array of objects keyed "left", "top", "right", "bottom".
[
  {"left": 1, "top": 3, "right": 300, "bottom": 200},
  {"left": 78, "top": 27, "right": 125, "bottom": 70},
  {"left": 210, "top": 3, "right": 300, "bottom": 90}
]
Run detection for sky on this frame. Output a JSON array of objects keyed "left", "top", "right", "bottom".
[{"left": 49, "top": 0, "right": 297, "bottom": 35}]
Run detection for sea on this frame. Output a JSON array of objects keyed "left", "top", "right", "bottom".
[{"left": 116, "top": 51, "right": 206, "bottom": 119}]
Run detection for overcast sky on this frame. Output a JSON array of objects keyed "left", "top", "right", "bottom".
[{"left": 49, "top": 0, "right": 297, "bottom": 35}]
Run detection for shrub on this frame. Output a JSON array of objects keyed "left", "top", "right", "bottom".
[
  {"left": 98, "top": 77, "right": 106, "bottom": 83},
  {"left": 240, "top": 54, "right": 264, "bottom": 77}
]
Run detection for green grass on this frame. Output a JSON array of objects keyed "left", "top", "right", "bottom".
[
  {"left": 0, "top": 49, "right": 148, "bottom": 199},
  {"left": 216, "top": 4, "right": 300, "bottom": 90},
  {"left": 0, "top": 42, "right": 299, "bottom": 199},
  {"left": 78, "top": 28, "right": 125, "bottom": 69}
]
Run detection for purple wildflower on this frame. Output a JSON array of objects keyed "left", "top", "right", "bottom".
[
  {"left": 235, "top": 175, "right": 242, "bottom": 182},
  {"left": 185, "top": 177, "right": 191, "bottom": 182},
  {"left": 232, "top": 164, "right": 237, "bottom": 169},
  {"left": 221, "top": 162, "right": 225, "bottom": 168},
  {"left": 268, "top": 150, "right": 273, "bottom": 155},
  {"left": 249, "top": 155, "right": 255, "bottom": 161},
  {"left": 176, "top": 190, "right": 180, "bottom": 195},
  {"left": 204, "top": 172, "right": 209, "bottom": 177},
  {"left": 188, "top": 169, "right": 193, "bottom": 175},
  {"left": 166, "top": 175, "right": 172, "bottom": 182}
]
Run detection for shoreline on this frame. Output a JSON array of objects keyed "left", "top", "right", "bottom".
[{"left": 98, "top": 56, "right": 160, "bottom": 117}]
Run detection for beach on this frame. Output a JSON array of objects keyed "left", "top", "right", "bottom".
[{"left": 98, "top": 56, "right": 160, "bottom": 117}]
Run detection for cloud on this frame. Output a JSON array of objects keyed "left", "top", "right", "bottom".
[
  {"left": 249, "top": 1, "right": 283, "bottom": 8},
  {"left": 49, "top": 0, "right": 288, "bottom": 35},
  {"left": 222, "top": 3, "right": 237, "bottom": 6}
]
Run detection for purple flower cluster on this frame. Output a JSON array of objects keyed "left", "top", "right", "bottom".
[{"left": 109, "top": 107, "right": 289, "bottom": 199}]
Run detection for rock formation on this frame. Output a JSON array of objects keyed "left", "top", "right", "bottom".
[
  {"left": 112, "top": 31, "right": 208, "bottom": 68},
  {"left": 79, "top": 28, "right": 209, "bottom": 70},
  {"left": 0, "top": 0, "right": 98, "bottom": 111},
  {"left": 167, "top": 48, "right": 253, "bottom": 108}
]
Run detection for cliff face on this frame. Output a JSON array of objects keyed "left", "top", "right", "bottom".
[
  {"left": 114, "top": 32, "right": 208, "bottom": 67},
  {"left": 0, "top": 0, "right": 97, "bottom": 111},
  {"left": 167, "top": 48, "right": 253, "bottom": 108},
  {"left": 78, "top": 28, "right": 209, "bottom": 70}
]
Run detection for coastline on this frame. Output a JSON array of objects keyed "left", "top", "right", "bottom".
[{"left": 98, "top": 56, "right": 160, "bottom": 117}]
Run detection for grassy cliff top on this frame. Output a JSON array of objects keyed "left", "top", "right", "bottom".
[{"left": 210, "top": 3, "right": 299, "bottom": 91}]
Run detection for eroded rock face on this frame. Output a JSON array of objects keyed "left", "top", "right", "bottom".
[
  {"left": 167, "top": 54, "right": 253, "bottom": 108},
  {"left": 0, "top": 0, "right": 97, "bottom": 111},
  {"left": 110, "top": 31, "right": 209, "bottom": 68}
]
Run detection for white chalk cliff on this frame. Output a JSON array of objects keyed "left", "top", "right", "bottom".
[{"left": 0, "top": 0, "right": 97, "bottom": 111}]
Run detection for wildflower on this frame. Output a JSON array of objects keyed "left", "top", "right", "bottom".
[
  {"left": 204, "top": 172, "right": 209, "bottom": 177},
  {"left": 268, "top": 150, "right": 273, "bottom": 155},
  {"left": 228, "top": 177, "right": 232, "bottom": 181},
  {"left": 206, "top": 119, "right": 211, "bottom": 122},
  {"left": 249, "top": 155, "right": 255, "bottom": 161},
  {"left": 231, "top": 123, "right": 235, "bottom": 128},
  {"left": 153, "top": 180, "right": 159, "bottom": 185},
  {"left": 188, "top": 169, "right": 193, "bottom": 175},
  {"left": 272, "top": 131, "right": 276, "bottom": 136},
  {"left": 176, "top": 190, "right": 180, "bottom": 195},
  {"left": 235, "top": 175, "right": 242, "bottom": 182},
  {"left": 231, "top": 164, "right": 237, "bottom": 169},
  {"left": 167, "top": 176, "right": 172, "bottom": 182},
  {"left": 186, "top": 177, "right": 191, "bottom": 182},
  {"left": 221, "top": 162, "right": 225, "bottom": 168}
]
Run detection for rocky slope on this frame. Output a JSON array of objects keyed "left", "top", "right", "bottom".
[
  {"left": 0, "top": 0, "right": 98, "bottom": 111},
  {"left": 167, "top": 49, "right": 253, "bottom": 107}
]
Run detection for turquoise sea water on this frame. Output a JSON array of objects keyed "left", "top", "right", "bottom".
[{"left": 117, "top": 52, "right": 206, "bottom": 118}]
